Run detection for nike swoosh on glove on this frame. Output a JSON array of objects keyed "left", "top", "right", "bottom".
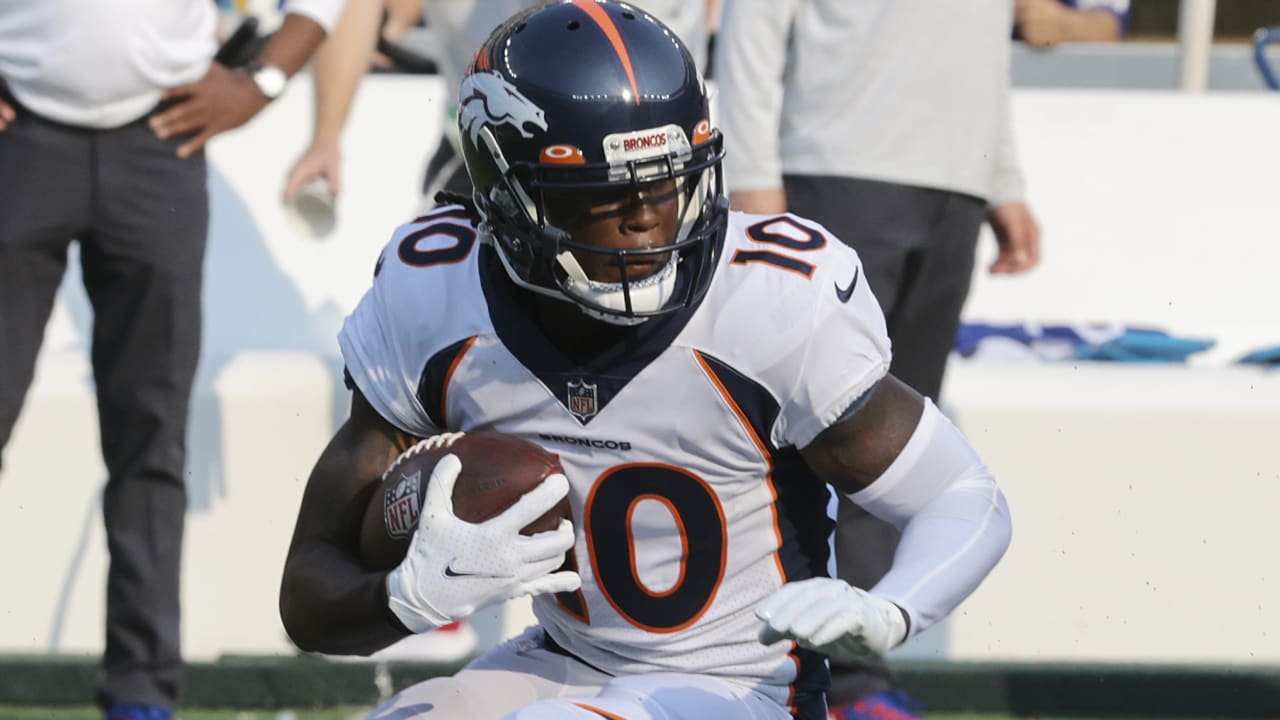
[
  {"left": 386, "top": 439, "right": 580, "bottom": 633},
  {"left": 755, "top": 577, "right": 908, "bottom": 661}
]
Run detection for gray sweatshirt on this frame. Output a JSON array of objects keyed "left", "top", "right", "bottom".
[{"left": 714, "top": 0, "right": 1024, "bottom": 204}]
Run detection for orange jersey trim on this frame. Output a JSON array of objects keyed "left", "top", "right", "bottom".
[
  {"left": 439, "top": 336, "right": 478, "bottom": 424},
  {"left": 584, "top": 461, "right": 726, "bottom": 634},
  {"left": 691, "top": 350, "right": 783, "bottom": 580},
  {"left": 692, "top": 350, "right": 802, "bottom": 708},
  {"left": 573, "top": 703, "right": 629, "bottom": 720},
  {"left": 626, "top": 493, "right": 688, "bottom": 599}
]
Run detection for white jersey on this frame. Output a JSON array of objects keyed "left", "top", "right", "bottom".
[{"left": 339, "top": 206, "right": 890, "bottom": 710}]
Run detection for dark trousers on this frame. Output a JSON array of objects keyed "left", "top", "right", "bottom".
[
  {"left": 0, "top": 98, "right": 207, "bottom": 709},
  {"left": 784, "top": 174, "right": 987, "bottom": 704}
]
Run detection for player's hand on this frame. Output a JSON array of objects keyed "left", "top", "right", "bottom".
[
  {"left": 149, "top": 62, "right": 270, "bottom": 159},
  {"left": 283, "top": 140, "right": 341, "bottom": 202},
  {"left": 987, "top": 200, "right": 1041, "bottom": 274},
  {"left": 1015, "top": 0, "right": 1072, "bottom": 48},
  {"left": 386, "top": 447, "right": 580, "bottom": 633},
  {"left": 755, "top": 578, "right": 908, "bottom": 661},
  {"left": 0, "top": 79, "right": 15, "bottom": 132}
]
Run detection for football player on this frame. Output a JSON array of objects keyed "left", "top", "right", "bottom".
[{"left": 279, "top": 3, "right": 1011, "bottom": 718}]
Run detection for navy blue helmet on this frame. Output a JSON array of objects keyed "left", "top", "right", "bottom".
[{"left": 457, "top": 0, "right": 727, "bottom": 325}]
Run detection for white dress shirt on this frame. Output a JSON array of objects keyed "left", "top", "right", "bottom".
[{"left": 0, "top": 0, "right": 344, "bottom": 128}]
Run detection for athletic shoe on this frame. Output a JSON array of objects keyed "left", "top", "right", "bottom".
[
  {"left": 828, "top": 689, "right": 923, "bottom": 720},
  {"left": 104, "top": 705, "right": 173, "bottom": 720}
]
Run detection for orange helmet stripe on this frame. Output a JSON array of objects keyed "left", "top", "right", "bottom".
[
  {"left": 471, "top": 46, "right": 491, "bottom": 72},
  {"left": 571, "top": 0, "right": 641, "bottom": 106}
]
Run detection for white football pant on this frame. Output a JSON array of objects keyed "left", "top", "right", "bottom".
[{"left": 365, "top": 625, "right": 794, "bottom": 720}]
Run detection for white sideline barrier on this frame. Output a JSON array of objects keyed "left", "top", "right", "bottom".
[
  {"left": 1, "top": 77, "right": 1278, "bottom": 665},
  {"left": 936, "top": 362, "right": 1280, "bottom": 663},
  {"left": 969, "top": 90, "right": 1280, "bottom": 364}
]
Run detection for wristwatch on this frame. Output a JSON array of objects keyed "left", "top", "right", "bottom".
[{"left": 247, "top": 63, "right": 288, "bottom": 101}]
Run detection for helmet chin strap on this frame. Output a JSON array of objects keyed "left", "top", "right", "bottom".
[{"left": 556, "top": 250, "right": 679, "bottom": 326}]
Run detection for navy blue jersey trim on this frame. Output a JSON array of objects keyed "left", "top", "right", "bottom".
[
  {"left": 693, "top": 352, "right": 781, "bottom": 453},
  {"left": 696, "top": 350, "right": 832, "bottom": 718},
  {"left": 417, "top": 337, "right": 477, "bottom": 429},
  {"left": 772, "top": 449, "right": 834, "bottom": 581},
  {"left": 695, "top": 352, "right": 832, "bottom": 584},
  {"left": 478, "top": 245, "right": 700, "bottom": 423},
  {"left": 793, "top": 665, "right": 832, "bottom": 719}
]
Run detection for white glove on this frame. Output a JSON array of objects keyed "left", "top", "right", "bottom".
[
  {"left": 386, "top": 447, "right": 581, "bottom": 633},
  {"left": 755, "top": 577, "right": 908, "bottom": 661}
]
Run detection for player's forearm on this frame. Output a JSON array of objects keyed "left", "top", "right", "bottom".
[
  {"left": 843, "top": 400, "right": 1012, "bottom": 637},
  {"left": 870, "top": 472, "right": 1011, "bottom": 636},
  {"left": 256, "top": 13, "right": 329, "bottom": 78},
  {"left": 310, "top": 0, "right": 384, "bottom": 145},
  {"left": 280, "top": 399, "right": 418, "bottom": 656},
  {"left": 280, "top": 543, "right": 408, "bottom": 656}
]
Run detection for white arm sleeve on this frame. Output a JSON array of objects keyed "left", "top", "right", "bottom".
[{"left": 846, "top": 400, "right": 1012, "bottom": 637}]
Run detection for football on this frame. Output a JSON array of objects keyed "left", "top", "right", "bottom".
[{"left": 358, "top": 432, "right": 570, "bottom": 570}]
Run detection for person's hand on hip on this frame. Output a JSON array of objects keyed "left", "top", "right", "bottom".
[{"left": 149, "top": 62, "right": 270, "bottom": 159}]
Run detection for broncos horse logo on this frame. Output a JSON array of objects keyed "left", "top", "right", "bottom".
[{"left": 459, "top": 71, "right": 548, "bottom": 145}]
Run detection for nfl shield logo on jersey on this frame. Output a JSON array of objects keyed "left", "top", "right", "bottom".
[
  {"left": 566, "top": 379, "right": 599, "bottom": 422},
  {"left": 384, "top": 469, "right": 422, "bottom": 538}
]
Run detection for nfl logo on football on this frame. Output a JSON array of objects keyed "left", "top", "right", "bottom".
[
  {"left": 383, "top": 469, "right": 422, "bottom": 538},
  {"left": 567, "top": 379, "right": 598, "bottom": 422}
]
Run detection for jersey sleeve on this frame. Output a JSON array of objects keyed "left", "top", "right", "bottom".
[
  {"left": 337, "top": 232, "right": 442, "bottom": 438},
  {"left": 281, "top": 0, "right": 346, "bottom": 33},
  {"left": 767, "top": 217, "right": 892, "bottom": 449},
  {"left": 715, "top": 0, "right": 801, "bottom": 192}
]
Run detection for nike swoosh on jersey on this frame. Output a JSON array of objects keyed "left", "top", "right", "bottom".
[
  {"left": 443, "top": 561, "right": 513, "bottom": 580},
  {"left": 834, "top": 267, "right": 860, "bottom": 303}
]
